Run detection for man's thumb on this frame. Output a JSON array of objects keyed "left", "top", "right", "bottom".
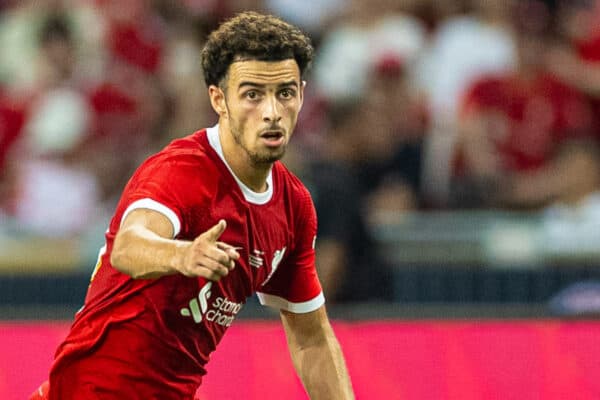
[{"left": 203, "top": 219, "right": 226, "bottom": 241}]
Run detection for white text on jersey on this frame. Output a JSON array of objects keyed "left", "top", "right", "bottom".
[{"left": 180, "top": 282, "right": 242, "bottom": 327}]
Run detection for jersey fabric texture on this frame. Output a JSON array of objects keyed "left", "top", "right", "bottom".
[{"left": 46, "top": 125, "right": 324, "bottom": 400}]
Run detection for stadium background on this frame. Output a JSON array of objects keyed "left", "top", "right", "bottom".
[{"left": 1, "top": 0, "right": 600, "bottom": 398}]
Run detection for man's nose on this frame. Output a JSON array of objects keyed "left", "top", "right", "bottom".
[{"left": 262, "top": 95, "right": 282, "bottom": 123}]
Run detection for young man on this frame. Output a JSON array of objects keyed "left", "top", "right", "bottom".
[{"left": 31, "top": 11, "right": 354, "bottom": 400}]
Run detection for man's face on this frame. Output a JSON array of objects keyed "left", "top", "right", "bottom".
[{"left": 218, "top": 59, "right": 304, "bottom": 165}]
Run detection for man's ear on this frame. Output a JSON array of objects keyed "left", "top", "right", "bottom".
[
  {"left": 208, "top": 85, "right": 227, "bottom": 117},
  {"left": 298, "top": 80, "right": 307, "bottom": 110}
]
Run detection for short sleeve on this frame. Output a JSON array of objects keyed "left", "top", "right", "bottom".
[
  {"left": 116, "top": 155, "right": 203, "bottom": 239},
  {"left": 257, "top": 188, "right": 324, "bottom": 313}
]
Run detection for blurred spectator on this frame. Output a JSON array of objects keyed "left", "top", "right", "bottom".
[
  {"left": 280, "top": 2, "right": 432, "bottom": 301},
  {"left": 0, "top": 1, "right": 53, "bottom": 90},
  {"left": 0, "top": 87, "right": 25, "bottom": 208},
  {"left": 80, "top": 0, "right": 169, "bottom": 204},
  {"left": 159, "top": 20, "right": 214, "bottom": 144},
  {"left": 0, "top": 86, "right": 25, "bottom": 172},
  {"left": 312, "top": 2, "right": 425, "bottom": 104},
  {"left": 264, "top": 0, "right": 346, "bottom": 37},
  {"left": 297, "top": 146, "right": 386, "bottom": 302},
  {"left": 352, "top": 55, "right": 429, "bottom": 221},
  {"left": 451, "top": 0, "right": 599, "bottom": 209},
  {"left": 546, "top": 0, "right": 600, "bottom": 135},
  {"left": 5, "top": 13, "right": 102, "bottom": 237},
  {"left": 0, "top": 0, "right": 104, "bottom": 93},
  {"left": 292, "top": 50, "right": 428, "bottom": 302},
  {"left": 25, "top": 14, "right": 91, "bottom": 150},
  {"left": 414, "top": 0, "right": 516, "bottom": 123},
  {"left": 413, "top": 0, "right": 517, "bottom": 206},
  {"left": 93, "top": 0, "right": 167, "bottom": 138},
  {"left": 294, "top": 102, "right": 396, "bottom": 302}
]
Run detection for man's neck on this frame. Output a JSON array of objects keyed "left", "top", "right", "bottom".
[{"left": 218, "top": 123, "right": 271, "bottom": 193}]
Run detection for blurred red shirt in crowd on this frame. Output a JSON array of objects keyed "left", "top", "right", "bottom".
[
  {"left": 456, "top": 72, "right": 593, "bottom": 174},
  {"left": 0, "top": 91, "right": 26, "bottom": 173},
  {"left": 575, "top": 25, "right": 600, "bottom": 133}
]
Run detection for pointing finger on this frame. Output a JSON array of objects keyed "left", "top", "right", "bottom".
[{"left": 217, "top": 242, "right": 241, "bottom": 260}]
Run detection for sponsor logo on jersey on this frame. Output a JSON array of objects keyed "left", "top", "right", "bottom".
[{"left": 180, "top": 281, "right": 242, "bottom": 327}]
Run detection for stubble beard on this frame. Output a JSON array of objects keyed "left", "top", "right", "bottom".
[{"left": 230, "top": 120, "right": 287, "bottom": 166}]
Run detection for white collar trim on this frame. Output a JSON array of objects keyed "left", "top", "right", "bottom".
[{"left": 207, "top": 124, "right": 273, "bottom": 205}]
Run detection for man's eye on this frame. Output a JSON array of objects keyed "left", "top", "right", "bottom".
[
  {"left": 246, "top": 91, "right": 257, "bottom": 99},
  {"left": 280, "top": 89, "right": 295, "bottom": 99}
]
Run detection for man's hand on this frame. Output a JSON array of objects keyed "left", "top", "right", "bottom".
[
  {"left": 112, "top": 210, "right": 241, "bottom": 280},
  {"left": 176, "top": 220, "right": 240, "bottom": 280}
]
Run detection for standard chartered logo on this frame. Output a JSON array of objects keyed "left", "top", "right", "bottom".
[
  {"left": 180, "top": 281, "right": 212, "bottom": 322},
  {"left": 180, "top": 282, "right": 242, "bottom": 327}
]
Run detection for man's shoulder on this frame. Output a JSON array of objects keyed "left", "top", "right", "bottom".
[
  {"left": 158, "top": 129, "right": 210, "bottom": 158},
  {"left": 144, "top": 129, "right": 217, "bottom": 170},
  {"left": 127, "top": 129, "right": 223, "bottom": 192},
  {"left": 274, "top": 162, "right": 313, "bottom": 207},
  {"left": 274, "top": 162, "right": 309, "bottom": 192}
]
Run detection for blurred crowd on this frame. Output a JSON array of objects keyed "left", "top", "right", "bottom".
[{"left": 1, "top": 0, "right": 600, "bottom": 302}]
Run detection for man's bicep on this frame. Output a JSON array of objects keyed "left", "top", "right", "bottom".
[{"left": 119, "top": 208, "right": 175, "bottom": 239}]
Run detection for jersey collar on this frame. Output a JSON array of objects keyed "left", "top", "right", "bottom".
[{"left": 206, "top": 124, "right": 273, "bottom": 205}]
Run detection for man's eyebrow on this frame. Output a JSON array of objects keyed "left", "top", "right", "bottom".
[
  {"left": 238, "top": 82, "right": 265, "bottom": 89},
  {"left": 238, "top": 80, "right": 299, "bottom": 89},
  {"left": 278, "top": 80, "right": 299, "bottom": 88}
]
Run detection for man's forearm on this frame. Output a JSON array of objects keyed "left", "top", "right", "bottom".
[
  {"left": 506, "top": 143, "right": 600, "bottom": 207},
  {"left": 291, "top": 330, "right": 354, "bottom": 399},
  {"left": 111, "top": 210, "right": 237, "bottom": 280},
  {"left": 111, "top": 224, "right": 188, "bottom": 279}
]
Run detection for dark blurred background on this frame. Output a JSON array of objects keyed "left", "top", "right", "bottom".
[{"left": 2, "top": 0, "right": 600, "bottom": 320}]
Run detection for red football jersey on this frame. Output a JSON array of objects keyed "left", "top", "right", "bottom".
[
  {"left": 48, "top": 126, "right": 324, "bottom": 399},
  {"left": 458, "top": 72, "right": 593, "bottom": 173}
]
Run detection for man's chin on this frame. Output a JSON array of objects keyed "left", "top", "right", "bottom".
[{"left": 251, "top": 149, "right": 286, "bottom": 165}]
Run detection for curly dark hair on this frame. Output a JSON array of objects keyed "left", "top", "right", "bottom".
[{"left": 201, "top": 11, "right": 314, "bottom": 88}]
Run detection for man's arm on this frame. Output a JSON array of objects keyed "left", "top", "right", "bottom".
[
  {"left": 547, "top": 46, "right": 600, "bottom": 96},
  {"left": 280, "top": 305, "right": 354, "bottom": 399},
  {"left": 502, "top": 141, "right": 600, "bottom": 207},
  {"left": 111, "top": 208, "right": 239, "bottom": 279}
]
